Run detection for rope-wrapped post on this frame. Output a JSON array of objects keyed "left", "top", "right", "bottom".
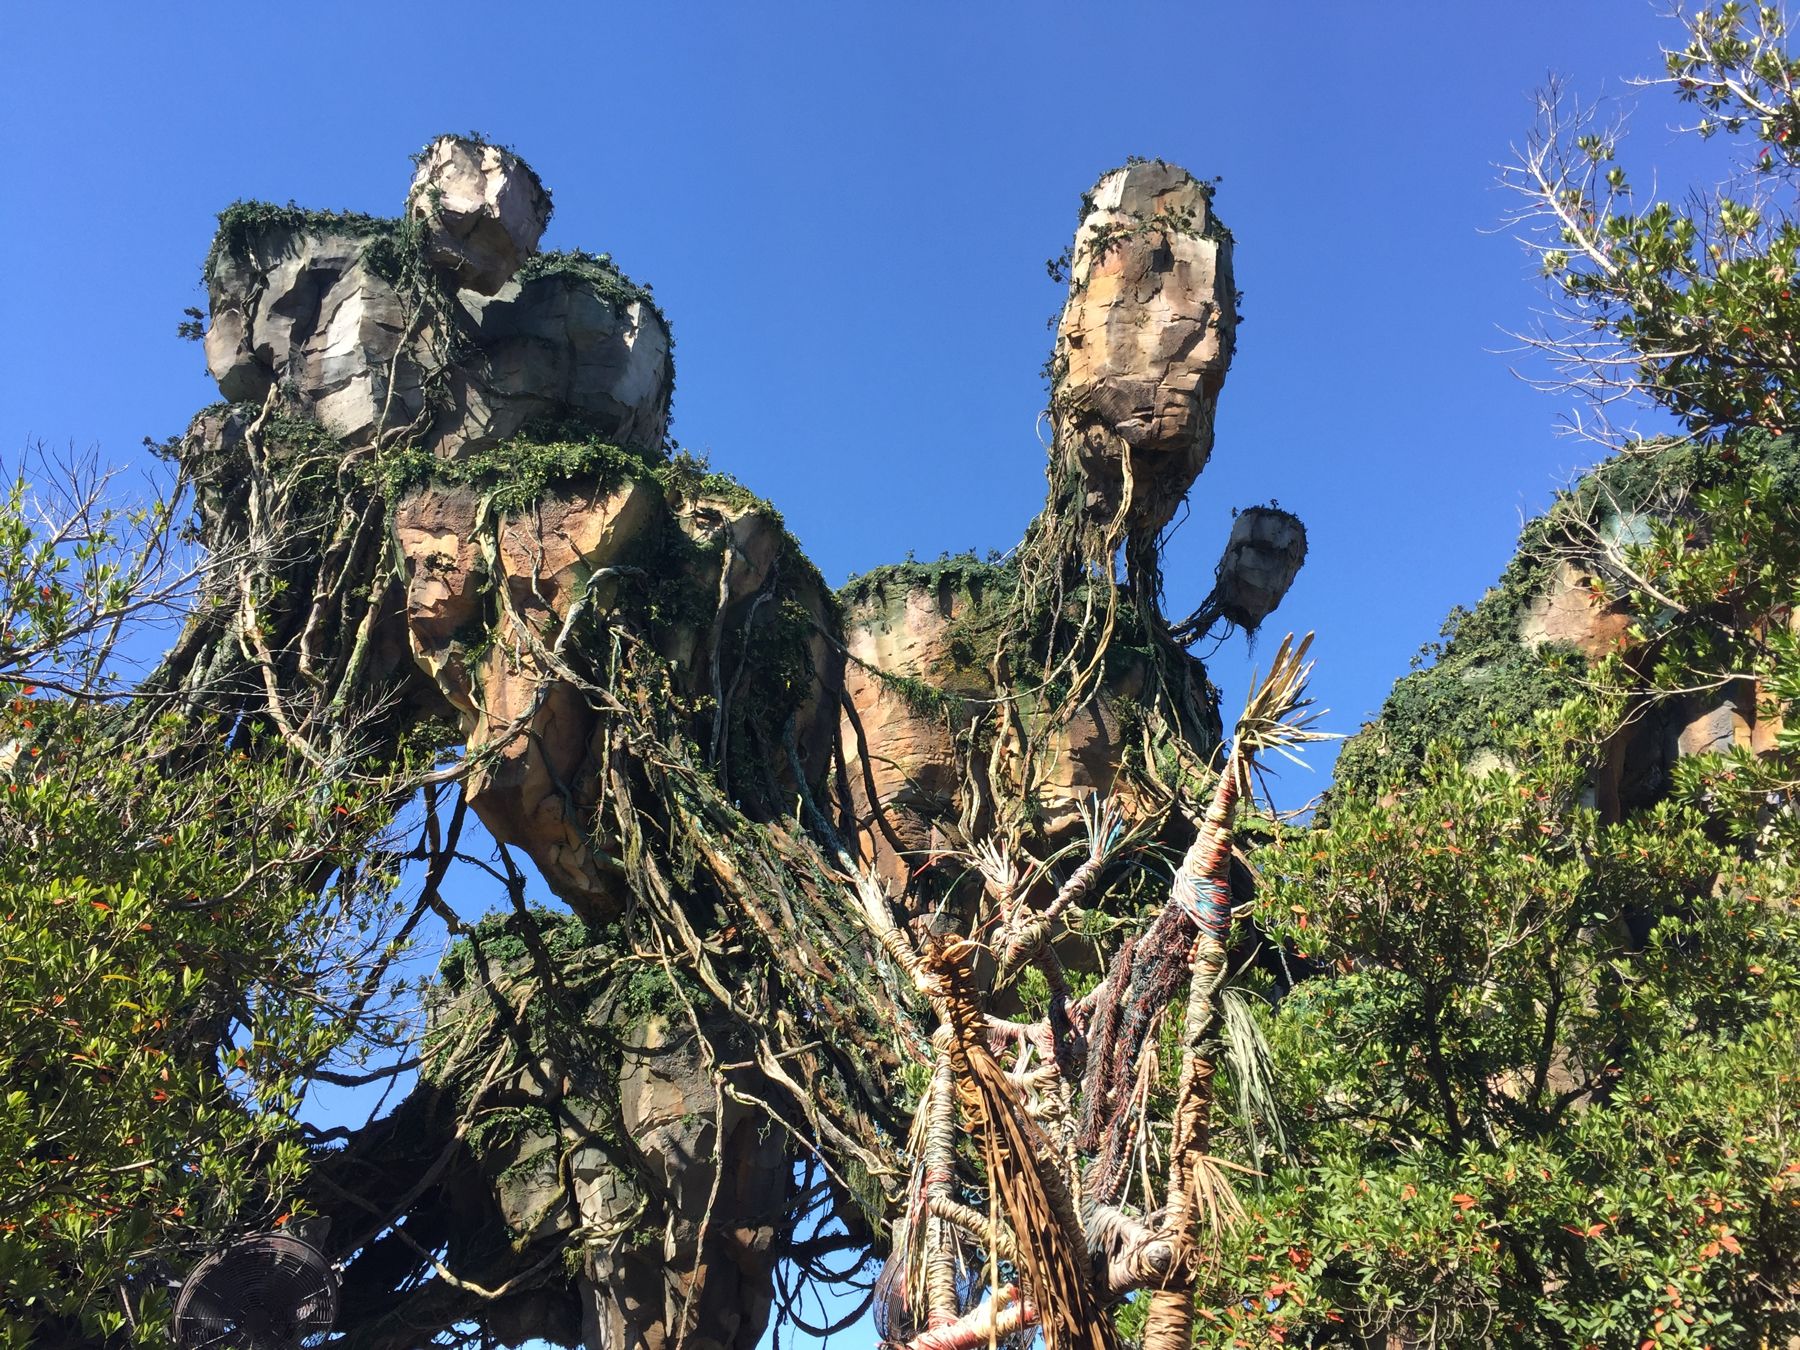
[
  {"left": 921, "top": 1051, "right": 959, "bottom": 1329},
  {"left": 1139, "top": 745, "right": 1244, "bottom": 1350},
  {"left": 906, "top": 1284, "right": 1037, "bottom": 1350}
]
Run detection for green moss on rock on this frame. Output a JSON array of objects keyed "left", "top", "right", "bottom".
[
  {"left": 518, "top": 249, "right": 663, "bottom": 323},
  {"left": 1333, "top": 431, "right": 1800, "bottom": 800},
  {"left": 381, "top": 432, "right": 665, "bottom": 516},
  {"left": 205, "top": 200, "right": 404, "bottom": 284}
]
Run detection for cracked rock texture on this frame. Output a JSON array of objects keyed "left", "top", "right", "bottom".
[
  {"left": 838, "top": 572, "right": 1154, "bottom": 884},
  {"left": 406, "top": 135, "right": 552, "bottom": 295},
  {"left": 204, "top": 229, "right": 427, "bottom": 445},
  {"left": 1208, "top": 506, "right": 1309, "bottom": 633},
  {"left": 439, "top": 269, "right": 671, "bottom": 457},
  {"left": 202, "top": 139, "right": 668, "bottom": 460},
  {"left": 1055, "top": 160, "right": 1236, "bottom": 535}
]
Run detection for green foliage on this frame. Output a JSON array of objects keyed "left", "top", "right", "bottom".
[
  {"left": 0, "top": 708, "right": 401, "bottom": 1344},
  {"left": 0, "top": 453, "right": 191, "bottom": 698},
  {"left": 0, "top": 443, "right": 430, "bottom": 1343},
  {"left": 1334, "top": 430, "right": 1800, "bottom": 800},
  {"left": 380, "top": 430, "right": 664, "bottom": 517},
  {"left": 517, "top": 249, "right": 662, "bottom": 323},
  {"left": 1234, "top": 701, "right": 1800, "bottom": 1347},
  {"left": 1331, "top": 590, "right": 1585, "bottom": 802},
  {"left": 652, "top": 448, "right": 769, "bottom": 518},
  {"left": 1248, "top": 27, "right": 1800, "bottom": 1323},
  {"left": 838, "top": 552, "right": 1015, "bottom": 617},
  {"left": 1519, "top": 4, "right": 1800, "bottom": 437},
  {"left": 1237, "top": 411, "right": 1800, "bottom": 1345},
  {"left": 204, "top": 200, "right": 402, "bottom": 287}
]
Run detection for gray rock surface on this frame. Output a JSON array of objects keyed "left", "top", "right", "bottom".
[
  {"left": 204, "top": 227, "right": 428, "bottom": 444},
  {"left": 406, "top": 136, "right": 552, "bottom": 296},
  {"left": 1211, "top": 506, "right": 1308, "bottom": 632},
  {"left": 203, "top": 228, "right": 671, "bottom": 457},
  {"left": 435, "top": 269, "right": 672, "bottom": 456}
]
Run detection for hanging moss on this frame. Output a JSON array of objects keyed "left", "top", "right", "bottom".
[
  {"left": 838, "top": 553, "right": 1016, "bottom": 616},
  {"left": 467, "top": 1103, "right": 557, "bottom": 1159},
  {"left": 438, "top": 907, "right": 602, "bottom": 992},
  {"left": 653, "top": 450, "right": 773, "bottom": 519}
]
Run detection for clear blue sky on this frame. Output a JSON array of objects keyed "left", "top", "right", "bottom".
[
  {"left": 1, "top": 1, "right": 1717, "bottom": 771},
  {"left": 0, "top": 5, "right": 1722, "bottom": 1342}
]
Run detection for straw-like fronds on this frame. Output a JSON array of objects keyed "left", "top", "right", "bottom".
[
  {"left": 938, "top": 941, "right": 1119, "bottom": 1350},
  {"left": 1230, "top": 631, "right": 1333, "bottom": 790},
  {"left": 1190, "top": 1149, "right": 1252, "bottom": 1246},
  {"left": 868, "top": 634, "right": 1328, "bottom": 1348},
  {"left": 1219, "top": 986, "right": 1287, "bottom": 1171}
]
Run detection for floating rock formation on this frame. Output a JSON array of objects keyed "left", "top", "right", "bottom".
[
  {"left": 172, "top": 141, "right": 1304, "bottom": 1350},
  {"left": 203, "top": 223, "right": 428, "bottom": 443},
  {"left": 202, "top": 136, "right": 668, "bottom": 460},
  {"left": 1053, "top": 161, "right": 1237, "bottom": 537},
  {"left": 1175, "top": 505, "right": 1309, "bottom": 641},
  {"left": 405, "top": 136, "right": 552, "bottom": 295}
]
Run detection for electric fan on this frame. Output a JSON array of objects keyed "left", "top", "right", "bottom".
[{"left": 173, "top": 1234, "right": 338, "bottom": 1349}]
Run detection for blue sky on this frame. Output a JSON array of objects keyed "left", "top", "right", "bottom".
[
  {"left": 0, "top": 3, "right": 1727, "bottom": 1342},
  {"left": 2, "top": 2, "right": 1719, "bottom": 771}
]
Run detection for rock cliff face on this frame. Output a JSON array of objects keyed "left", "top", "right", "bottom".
[
  {"left": 405, "top": 137, "right": 552, "bottom": 295},
  {"left": 202, "top": 141, "right": 668, "bottom": 461},
  {"left": 174, "top": 143, "right": 1304, "bottom": 1349}
]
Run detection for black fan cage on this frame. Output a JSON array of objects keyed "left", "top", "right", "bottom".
[{"left": 174, "top": 1234, "right": 339, "bottom": 1350}]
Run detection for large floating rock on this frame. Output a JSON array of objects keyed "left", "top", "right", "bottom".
[
  {"left": 1209, "top": 506, "right": 1308, "bottom": 633},
  {"left": 437, "top": 264, "right": 672, "bottom": 457},
  {"left": 394, "top": 476, "right": 656, "bottom": 912},
  {"left": 203, "top": 223, "right": 428, "bottom": 445},
  {"left": 1053, "top": 161, "right": 1236, "bottom": 535},
  {"left": 202, "top": 231, "right": 671, "bottom": 456},
  {"left": 406, "top": 136, "right": 551, "bottom": 296},
  {"left": 394, "top": 469, "right": 836, "bottom": 920}
]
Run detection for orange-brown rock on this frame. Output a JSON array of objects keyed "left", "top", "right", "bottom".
[
  {"left": 394, "top": 477, "right": 655, "bottom": 914},
  {"left": 393, "top": 481, "right": 487, "bottom": 707},
  {"left": 394, "top": 471, "right": 843, "bottom": 916},
  {"left": 1053, "top": 161, "right": 1236, "bottom": 535},
  {"left": 1518, "top": 561, "right": 1634, "bottom": 660},
  {"left": 493, "top": 480, "right": 657, "bottom": 626},
  {"left": 839, "top": 569, "right": 1151, "bottom": 882},
  {"left": 839, "top": 576, "right": 993, "bottom": 885}
]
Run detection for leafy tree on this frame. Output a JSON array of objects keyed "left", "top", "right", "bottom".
[
  {"left": 0, "top": 470, "right": 424, "bottom": 1346},
  {"left": 1232, "top": 686, "right": 1800, "bottom": 1346},
  {"left": 10, "top": 9, "right": 1800, "bottom": 1346},
  {"left": 1507, "top": 3, "right": 1800, "bottom": 442},
  {"left": 1199, "top": 9, "right": 1800, "bottom": 1338},
  {"left": 0, "top": 446, "right": 203, "bottom": 699}
]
